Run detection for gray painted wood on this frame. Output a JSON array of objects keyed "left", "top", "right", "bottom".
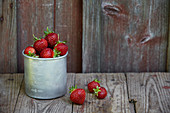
[
  {"left": 83, "top": 0, "right": 170, "bottom": 72},
  {"left": 82, "top": 0, "right": 102, "bottom": 73}
]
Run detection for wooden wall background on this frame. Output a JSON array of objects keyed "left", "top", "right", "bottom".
[{"left": 0, "top": 0, "right": 169, "bottom": 73}]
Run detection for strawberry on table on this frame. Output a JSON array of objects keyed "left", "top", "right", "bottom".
[
  {"left": 33, "top": 35, "right": 48, "bottom": 53},
  {"left": 93, "top": 86, "right": 107, "bottom": 99},
  {"left": 88, "top": 79, "right": 100, "bottom": 93},
  {"left": 54, "top": 42, "right": 68, "bottom": 56},
  {"left": 69, "top": 85, "right": 86, "bottom": 105},
  {"left": 44, "top": 27, "right": 59, "bottom": 47}
]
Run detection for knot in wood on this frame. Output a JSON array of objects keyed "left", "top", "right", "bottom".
[
  {"left": 0, "top": 16, "right": 4, "bottom": 22},
  {"left": 10, "top": 3, "right": 13, "bottom": 9},
  {"left": 129, "top": 99, "right": 137, "bottom": 103},
  {"left": 103, "top": 5, "right": 122, "bottom": 15}
]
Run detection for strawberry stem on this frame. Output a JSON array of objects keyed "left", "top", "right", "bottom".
[
  {"left": 33, "top": 34, "right": 38, "bottom": 40},
  {"left": 33, "top": 34, "right": 41, "bottom": 41},
  {"left": 94, "top": 79, "right": 101, "bottom": 83},
  {"left": 93, "top": 86, "right": 101, "bottom": 96}
]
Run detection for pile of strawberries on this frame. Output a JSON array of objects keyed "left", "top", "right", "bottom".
[
  {"left": 69, "top": 79, "right": 107, "bottom": 105},
  {"left": 24, "top": 27, "right": 68, "bottom": 58}
]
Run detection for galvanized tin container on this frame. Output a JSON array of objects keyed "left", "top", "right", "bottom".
[{"left": 22, "top": 50, "right": 68, "bottom": 99}]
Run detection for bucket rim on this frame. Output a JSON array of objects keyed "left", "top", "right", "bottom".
[{"left": 22, "top": 50, "right": 68, "bottom": 60}]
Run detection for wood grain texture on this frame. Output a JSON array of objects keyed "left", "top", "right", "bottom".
[
  {"left": 17, "top": 0, "right": 54, "bottom": 72},
  {"left": 83, "top": 0, "right": 169, "bottom": 72},
  {"left": 55, "top": 0, "right": 82, "bottom": 72},
  {"left": 73, "top": 73, "right": 131, "bottom": 113},
  {"left": 126, "top": 73, "right": 170, "bottom": 113},
  {"left": 0, "top": 0, "right": 17, "bottom": 73},
  {"left": 82, "top": 0, "right": 102, "bottom": 72},
  {"left": 14, "top": 73, "right": 75, "bottom": 113},
  {"left": 167, "top": 16, "right": 170, "bottom": 72},
  {"left": 0, "top": 74, "right": 23, "bottom": 113}
]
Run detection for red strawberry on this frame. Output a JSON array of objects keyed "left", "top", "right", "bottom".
[
  {"left": 24, "top": 46, "right": 38, "bottom": 58},
  {"left": 33, "top": 35, "right": 48, "bottom": 53},
  {"left": 88, "top": 79, "right": 100, "bottom": 93},
  {"left": 24, "top": 46, "right": 36, "bottom": 55},
  {"left": 40, "top": 48, "right": 53, "bottom": 58},
  {"left": 54, "top": 42, "right": 68, "bottom": 56},
  {"left": 69, "top": 85, "right": 86, "bottom": 105},
  {"left": 94, "top": 86, "right": 107, "bottom": 99},
  {"left": 44, "top": 27, "right": 59, "bottom": 47}
]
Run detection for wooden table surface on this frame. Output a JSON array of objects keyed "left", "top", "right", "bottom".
[{"left": 0, "top": 73, "right": 169, "bottom": 113}]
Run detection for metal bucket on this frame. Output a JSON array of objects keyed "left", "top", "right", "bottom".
[{"left": 22, "top": 50, "right": 68, "bottom": 99}]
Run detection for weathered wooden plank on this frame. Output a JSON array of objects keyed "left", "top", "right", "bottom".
[
  {"left": 0, "top": 74, "right": 23, "bottom": 113},
  {"left": 0, "top": 0, "right": 17, "bottom": 73},
  {"left": 167, "top": 16, "right": 170, "bottom": 72},
  {"left": 14, "top": 73, "right": 75, "bottom": 113},
  {"left": 83, "top": 0, "right": 169, "bottom": 72},
  {"left": 55, "top": 0, "right": 82, "bottom": 72},
  {"left": 73, "top": 73, "right": 131, "bottom": 113},
  {"left": 82, "top": 0, "right": 102, "bottom": 72},
  {"left": 17, "top": 0, "right": 54, "bottom": 73},
  {"left": 126, "top": 73, "right": 170, "bottom": 113}
]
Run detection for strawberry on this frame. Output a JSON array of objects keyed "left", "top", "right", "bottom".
[
  {"left": 69, "top": 85, "right": 86, "bottom": 105},
  {"left": 24, "top": 46, "right": 36, "bottom": 55},
  {"left": 88, "top": 79, "right": 100, "bottom": 93},
  {"left": 40, "top": 48, "right": 61, "bottom": 58},
  {"left": 44, "top": 27, "right": 59, "bottom": 47},
  {"left": 93, "top": 86, "right": 107, "bottom": 99},
  {"left": 54, "top": 42, "right": 68, "bottom": 56},
  {"left": 33, "top": 35, "right": 48, "bottom": 53},
  {"left": 40, "top": 48, "right": 53, "bottom": 58},
  {"left": 24, "top": 46, "right": 39, "bottom": 58}
]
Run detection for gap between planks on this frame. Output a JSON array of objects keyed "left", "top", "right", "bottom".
[
  {"left": 126, "top": 73, "right": 170, "bottom": 113},
  {"left": 125, "top": 73, "right": 136, "bottom": 113},
  {"left": 13, "top": 74, "right": 24, "bottom": 113}
]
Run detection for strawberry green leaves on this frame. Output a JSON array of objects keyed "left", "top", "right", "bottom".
[
  {"left": 44, "top": 27, "right": 54, "bottom": 37},
  {"left": 69, "top": 85, "right": 77, "bottom": 94},
  {"left": 53, "top": 48, "right": 61, "bottom": 58},
  {"left": 26, "top": 51, "right": 39, "bottom": 58},
  {"left": 33, "top": 34, "right": 42, "bottom": 42},
  {"left": 94, "top": 79, "right": 101, "bottom": 83},
  {"left": 93, "top": 86, "right": 101, "bottom": 96}
]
